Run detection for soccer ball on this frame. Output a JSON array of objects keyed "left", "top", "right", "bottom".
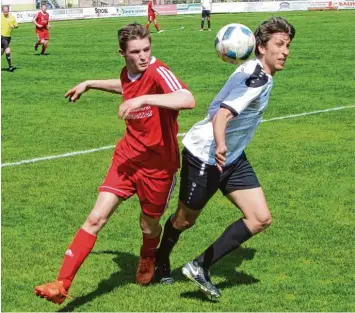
[{"left": 215, "top": 23, "right": 256, "bottom": 64}]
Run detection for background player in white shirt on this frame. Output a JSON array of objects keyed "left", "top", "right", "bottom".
[
  {"left": 155, "top": 17, "right": 296, "bottom": 298},
  {"left": 200, "top": 0, "right": 212, "bottom": 31}
]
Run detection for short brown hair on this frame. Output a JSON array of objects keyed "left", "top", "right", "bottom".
[
  {"left": 2, "top": 5, "right": 10, "bottom": 11},
  {"left": 117, "top": 23, "right": 151, "bottom": 52},
  {"left": 254, "top": 17, "right": 296, "bottom": 57}
]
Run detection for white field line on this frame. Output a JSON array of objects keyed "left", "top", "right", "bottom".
[
  {"left": 2, "top": 105, "right": 354, "bottom": 168},
  {"left": 176, "top": 105, "right": 355, "bottom": 138}
]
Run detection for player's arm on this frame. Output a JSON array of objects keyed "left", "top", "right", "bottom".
[
  {"left": 65, "top": 79, "right": 122, "bottom": 102},
  {"left": 11, "top": 17, "right": 18, "bottom": 28},
  {"left": 212, "top": 108, "right": 234, "bottom": 172},
  {"left": 212, "top": 66, "right": 268, "bottom": 171},
  {"left": 142, "top": 90, "right": 195, "bottom": 110},
  {"left": 119, "top": 90, "right": 195, "bottom": 118},
  {"left": 33, "top": 13, "right": 42, "bottom": 28},
  {"left": 119, "top": 67, "right": 195, "bottom": 118}
]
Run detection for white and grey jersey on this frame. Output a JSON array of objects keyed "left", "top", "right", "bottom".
[
  {"left": 201, "top": 0, "right": 212, "bottom": 11},
  {"left": 183, "top": 58, "right": 273, "bottom": 166}
]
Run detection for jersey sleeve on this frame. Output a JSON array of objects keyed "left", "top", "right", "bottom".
[
  {"left": 155, "top": 65, "right": 190, "bottom": 94},
  {"left": 11, "top": 15, "right": 18, "bottom": 27},
  {"left": 221, "top": 63, "right": 268, "bottom": 116}
]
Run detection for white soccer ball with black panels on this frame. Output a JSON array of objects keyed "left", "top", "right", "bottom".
[{"left": 215, "top": 23, "right": 256, "bottom": 64}]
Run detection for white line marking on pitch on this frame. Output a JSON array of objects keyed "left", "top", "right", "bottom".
[{"left": 2, "top": 105, "right": 354, "bottom": 168}]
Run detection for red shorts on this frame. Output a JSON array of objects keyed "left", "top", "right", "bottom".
[
  {"left": 99, "top": 158, "right": 176, "bottom": 219},
  {"left": 36, "top": 29, "right": 50, "bottom": 40},
  {"left": 148, "top": 14, "right": 156, "bottom": 21}
]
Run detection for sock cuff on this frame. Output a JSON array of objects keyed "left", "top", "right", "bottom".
[
  {"left": 142, "top": 228, "right": 162, "bottom": 242},
  {"left": 239, "top": 219, "right": 253, "bottom": 237},
  {"left": 167, "top": 214, "right": 183, "bottom": 236},
  {"left": 77, "top": 228, "right": 97, "bottom": 248}
]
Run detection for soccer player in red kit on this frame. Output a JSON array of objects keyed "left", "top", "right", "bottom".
[
  {"left": 33, "top": 3, "right": 50, "bottom": 55},
  {"left": 33, "top": 23, "right": 195, "bottom": 305},
  {"left": 146, "top": 0, "right": 163, "bottom": 33}
]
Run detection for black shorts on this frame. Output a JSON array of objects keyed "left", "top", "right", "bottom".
[
  {"left": 179, "top": 148, "right": 260, "bottom": 211},
  {"left": 1, "top": 36, "right": 11, "bottom": 49},
  {"left": 202, "top": 9, "right": 211, "bottom": 18}
]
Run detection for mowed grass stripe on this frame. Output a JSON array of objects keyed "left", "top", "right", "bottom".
[
  {"left": 2, "top": 105, "right": 354, "bottom": 168},
  {"left": 1, "top": 10, "right": 355, "bottom": 312}
]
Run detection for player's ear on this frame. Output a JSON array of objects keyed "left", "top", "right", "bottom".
[
  {"left": 257, "top": 44, "right": 266, "bottom": 56},
  {"left": 118, "top": 49, "right": 125, "bottom": 57}
]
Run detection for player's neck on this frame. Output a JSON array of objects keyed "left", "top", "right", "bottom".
[
  {"left": 258, "top": 58, "right": 275, "bottom": 76},
  {"left": 127, "top": 67, "right": 143, "bottom": 77}
]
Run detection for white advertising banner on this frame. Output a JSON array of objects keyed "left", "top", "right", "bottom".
[
  {"left": 49, "top": 8, "right": 85, "bottom": 20},
  {"left": 337, "top": 0, "right": 355, "bottom": 8},
  {"left": 13, "top": 1, "right": 355, "bottom": 24},
  {"left": 307, "top": 0, "right": 338, "bottom": 10},
  {"left": 176, "top": 3, "right": 201, "bottom": 15},
  {"left": 278, "top": 1, "right": 310, "bottom": 10},
  {"left": 14, "top": 10, "right": 37, "bottom": 23},
  {"left": 83, "top": 7, "right": 117, "bottom": 18},
  {"left": 185, "top": 1, "right": 311, "bottom": 14},
  {"left": 115, "top": 5, "right": 147, "bottom": 17}
]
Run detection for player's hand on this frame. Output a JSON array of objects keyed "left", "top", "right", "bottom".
[
  {"left": 119, "top": 97, "right": 145, "bottom": 119},
  {"left": 47, "top": 24, "right": 51, "bottom": 29},
  {"left": 65, "top": 82, "right": 88, "bottom": 102},
  {"left": 215, "top": 144, "right": 227, "bottom": 173}
]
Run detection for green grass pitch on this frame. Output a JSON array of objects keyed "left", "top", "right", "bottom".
[{"left": 1, "top": 10, "right": 355, "bottom": 312}]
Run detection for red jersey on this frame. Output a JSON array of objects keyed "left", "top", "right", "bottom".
[
  {"left": 148, "top": 0, "right": 155, "bottom": 15},
  {"left": 116, "top": 57, "right": 189, "bottom": 178},
  {"left": 35, "top": 11, "right": 49, "bottom": 30}
]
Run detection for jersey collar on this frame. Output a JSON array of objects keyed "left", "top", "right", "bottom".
[{"left": 255, "top": 58, "right": 272, "bottom": 79}]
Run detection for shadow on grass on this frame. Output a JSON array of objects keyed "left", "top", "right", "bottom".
[
  {"left": 178, "top": 247, "right": 259, "bottom": 302},
  {"left": 57, "top": 247, "right": 258, "bottom": 310},
  {"left": 1, "top": 67, "right": 18, "bottom": 72},
  {"left": 57, "top": 250, "right": 138, "bottom": 312}
]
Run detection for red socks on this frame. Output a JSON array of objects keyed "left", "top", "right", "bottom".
[
  {"left": 140, "top": 232, "right": 161, "bottom": 258},
  {"left": 41, "top": 44, "right": 47, "bottom": 54},
  {"left": 57, "top": 228, "right": 97, "bottom": 289}
]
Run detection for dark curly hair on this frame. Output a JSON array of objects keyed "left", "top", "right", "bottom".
[{"left": 254, "top": 17, "right": 296, "bottom": 57}]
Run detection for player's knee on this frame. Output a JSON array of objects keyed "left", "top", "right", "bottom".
[
  {"left": 86, "top": 213, "right": 108, "bottom": 229},
  {"left": 252, "top": 211, "right": 272, "bottom": 232},
  {"left": 5, "top": 47, "right": 10, "bottom": 54},
  {"left": 140, "top": 222, "right": 161, "bottom": 237},
  {"left": 174, "top": 218, "right": 195, "bottom": 231},
  {"left": 139, "top": 216, "right": 161, "bottom": 237}
]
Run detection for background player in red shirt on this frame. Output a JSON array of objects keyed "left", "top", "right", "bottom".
[
  {"left": 33, "top": 4, "right": 50, "bottom": 55},
  {"left": 146, "top": 0, "right": 163, "bottom": 33},
  {"left": 34, "top": 23, "right": 195, "bottom": 305}
]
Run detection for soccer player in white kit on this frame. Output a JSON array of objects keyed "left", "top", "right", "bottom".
[
  {"left": 155, "top": 17, "right": 296, "bottom": 298},
  {"left": 200, "top": 0, "right": 212, "bottom": 31}
]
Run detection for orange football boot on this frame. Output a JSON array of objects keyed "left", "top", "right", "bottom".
[
  {"left": 34, "top": 280, "right": 72, "bottom": 305},
  {"left": 136, "top": 257, "right": 155, "bottom": 285}
]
